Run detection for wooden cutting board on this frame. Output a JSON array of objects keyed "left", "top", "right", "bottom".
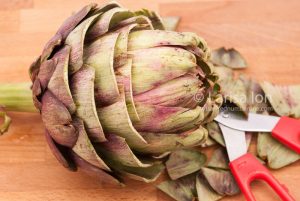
[{"left": 0, "top": 0, "right": 299, "bottom": 200}]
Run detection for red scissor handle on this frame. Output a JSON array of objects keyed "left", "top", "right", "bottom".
[
  {"left": 229, "top": 153, "right": 295, "bottom": 201},
  {"left": 272, "top": 116, "right": 300, "bottom": 154}
]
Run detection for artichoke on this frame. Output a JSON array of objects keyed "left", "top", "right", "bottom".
[{"left": 1, "top": 2, "right": 222, "bottom": 183}]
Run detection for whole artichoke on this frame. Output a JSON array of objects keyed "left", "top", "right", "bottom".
[{"left": 28, "top": 2, "right": 222, "bottom": 183}]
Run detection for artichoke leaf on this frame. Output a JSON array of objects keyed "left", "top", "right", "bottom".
[
  {"left": 200, "top": 136, "right": 217, "bottom": 148},
  {"left": 134, "top": 9, "right": 165, "bottom": 30},
  {"left": 207, "top": 147, "right": 229, "bottom": 170},
  {"left": 162, "top": 16, "right": 180, "bottom": 31},
  {"left": 196, "top": 174, "right": 223, "bottom": 201},
  {"left": 72, "top": 118, "right": 110, "bottom": 171},
  {"left": 137, "top": 126, "right": 208, "bottom": 154},
  {"left": 157, "top": 174, "right": 197, "bottom": 201},
  {"left": 70, "top": 66, "right": 106, "bottom": 142},
  {"left": 47, "top": 46, "right": 76, "bottom": 113},
  {"left": 211, "top": 47, "right": 247, "bottom": 69},
  {"left": 207, "top": 121, "right": 225, "bottom": 146},
  {"left": 166, "top": 149, "right": 206, "bottom": 180}
]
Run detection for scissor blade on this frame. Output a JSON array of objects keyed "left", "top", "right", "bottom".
[
  {"left": 219, "top": 124, "right": 247, "bottom": 162},
  {"left": 215, "top": 110, "right": 280, "bottom": 132}
]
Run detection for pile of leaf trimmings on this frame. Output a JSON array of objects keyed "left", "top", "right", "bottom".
[{"left": 157, "top": 47, "right": 300, "bottom": 201}]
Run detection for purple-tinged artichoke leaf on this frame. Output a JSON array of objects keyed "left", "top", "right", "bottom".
[
  {"left": 29, "top": 56, "right": 41, "bottom": 82},
  {"left": 257, "top": 133, "right": 300, "bottom": 169},
  {"left": 134, "top": 103, "right": 205, "bottom": 133},
  {"left": 97, "top": 87, "right": 147, "bottom": 149},
  {"left": 70, "top": 66, "right": 106, "bottom": 142},
  {"left": 84, "top": 33, "right": 120, "bottom": 106},
  {"left": 166, "top": 149, "right": 206, "bottom": 180},
  {"left": 65, "top": 14, "right": 101, "bottom": 74},
  {"left": 137, "top": 126, "right": 208, "bottom": 154},
  {"left": 202, "top": 167, "right": 240, "bottom": 196},
  {"left": 47, "top": 46, "right": 76, "bottom": 113},
  {"left": 211, "top": 47, "right": 247, "bottom": 69},
  {"left": 41, "top": 3, "right": 96, "bottom": 61},
  {"left": 71, "top": 152, "right": 122, "bottom": 186},
  {"left": 0, "top": 107, "right": 11, "bottom": 135},
  {"left": 157, "top": 174, "right": 197, "bottom": 201},
  {"left": 72, "top": 118, "right": 111, "bottom": 171},
  {"left": 41, "top": 91, "right": 78, "bottom": 147},
  {"left": 134, "top": 9, "right": 165, "bottom": 30},
  {"left": 32, "top": 79, "right": 43, "bottom": 109},
  {"left": 260, "top": 81, "right": 300, "bottom": 118},
  {"left": 95, "top": 133, "right": 151, "bottom": 168},
  {"left": 45, "top": 130, "right": 76, "bottom": 171},
  {"left": 162, "top": 16, "right": 180, "bottom": 31},
  {"left": 88, "top": 7, "right": 134, "bottom": 40},
  {"left": 207, "top": 148, "right": 229, "bottom": 170},
  {"left": 196, "top": 174, "right": 223, "bottom": 201},
  {"left": 130, "top": 47, "right": 198, "bottom": 95},
  {"left": 37, "top": 58, "right": 57, "bottom": 90},
  {"left": 128, "top": 30, "right": 200, "bottom": 51},
  {"left": 207, "top": 121, "right": 225, "bottom": 146}
]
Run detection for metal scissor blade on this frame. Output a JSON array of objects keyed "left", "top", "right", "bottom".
[
  {"left": 218, "top": 124, "right": 247, "bottom": 162},
  {"left": 215, "top": 110, "right": 280, "bottom": 132}
]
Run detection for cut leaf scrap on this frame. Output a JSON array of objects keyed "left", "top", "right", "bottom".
[
  {"left": 196, "top": 174, "right": 223, "bottom": 201},
  {"left": 211, "top": 47, "right": 247, "bottom": 69},
  {"left": 162, "top": 16, "right": 180, "bottom": 31}
]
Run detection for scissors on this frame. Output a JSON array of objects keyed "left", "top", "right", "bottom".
[{"left": 214, "top": 110, "right": 300, "bottom": 201}]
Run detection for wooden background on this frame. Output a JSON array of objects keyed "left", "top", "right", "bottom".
[{"left": 0, "top": 0, "right": 299, "bottom": 200}]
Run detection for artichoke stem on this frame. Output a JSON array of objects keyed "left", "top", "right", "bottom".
[{"left": 0, "top": 82, "right": 37, "bottom": 112}]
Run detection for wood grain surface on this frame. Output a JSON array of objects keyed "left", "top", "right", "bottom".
[{"left": 0, "top": 0, "right": 299, "bottom": 200}]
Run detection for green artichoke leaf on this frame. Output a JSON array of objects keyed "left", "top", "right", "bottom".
[
  {"left": 133, "top": 103, "right": 205, "bottom": 133},
  {"left": 130, "top": 47, "right": 198, "bottom": 95},
  {"left": 70, "top": 66, "right": 106, "bottom": 142},
  {"left": 84, "top": 33, "right": 120, "bottom": 106},
  {"left": 257, "top": 133, "right": 300, "bottom": 169},
  {"left": 196, "top": 174, "right": 223, "bottom": 201},
  {"left": 97, "top": 87, "right": 148, "bottom": 149},
  {"left": 72, "top": 118, "right": 111, "bottom": 171},
  {"left": 41, "top": 91, "right": 78, "bottom": 147},
  {"left": 201, "top": 167, "right": 240, "bottom": 196},
  {"left": 166, "top": 149, "right": 206, "bottom": 180},
  {"left": 47, "top": 46, "right": 76, "bottom": 113},
  {"left": 95, "top": 133, "right": 151, "bottom": 168},
  {"left": 157, "top": 174, "right": 197, "bottom": 201},
  {"left": 162, "top": 16, "right": 180, "bottom": 31},
  {"left": 134, "top": 9, "right": 165, "bottom": 30},
  {"left": 88, "top": 7, "right": 134, "bottom": 40},
  {"left": 200, "top": 136, "right": 217, "bottom": 148},
  {"left": 211, "top": 47, "right": 247, "bottom": 69},
  {"left": 65, "top": 14, "right": 101, "bottom": 73},
  {"left": 137, "top": 126, "right": 208, "bottom": 154},
  {"left": 207, "top": 147, "right": 229, "bottom": 170},
  {"left": 260, "top": 81, "right": 300, "bottom": 118},
  {"left": 0, "top": 107, "right": 11, "bottom": 135},
  {"left": 45, "top": 130, "right": 76, "bottom": 171},
  {"left": 207, "top": 121, "right": 225, "bottom": 146}
]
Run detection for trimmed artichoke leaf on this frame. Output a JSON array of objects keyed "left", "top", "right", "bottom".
[
  {"left": 157, "top": 174, "right": 197, "bottom": 201},
  {"left": 162, "top": 16, "right": 180, "bottom": 31},
  {"left": 88, "top": 7, "right": 134, "bottom": 40},
  {"left": 211, "top": 47, "right": 247, "bottom": 69},
  {"left": 65, "top": 13, "right": 101, "bottom": 74},
  {"left": 207, "top": 147, "right": 229, "bottom": 170},
  {"left": 72, "top": 152, "right": 122, "bottom": 186},
  {"left": 41, "top": 91, "right": 78, "bottom": 147},
  {"left": 134, "top": 74, "right": 202, "bottom": 108},
  {"left": 41, "top": 3, "right": 97, "bottom": 61},
  {"left": 130, "top": 47, "right": 198, "bottom": 95},
  {"left": 260, "top": 81, "right": 300, "bottom": 118},
  {"left": 47, "top": 46, "right": 76, "bottom": 113},
  {"left": 95, "top": 133, "right": 151, "bottom": 168},
  {"left": 134, "top": 103, "right": 205, "bottom": 133},
  {"left": 207, "top": 121, "right": 225, "bottom": 146},
  {"left": 84, "top": 33, "right": 120, "bottom": 106},
  {"left": 137, "top": 126, "right": 208, "bottom": 154},
  {"left": 97, "top": 87, "right": 148, "bottom": 149},
  {"left": 166, "top": 149, "right": 206, "bottom": 180},
  {"left": 202, "top": 167, "right": 240, "bottom": 196},
  {"left": 196, "top": 174, "right": 223, "bottom": 201},
  {"left": 200, "top": 136, "right": 217, "bottom": 148},
  {"left": 72, "top": 118, "right": 110, "bottom": 171},
  {"left": 0, "top": 107, "right": 11, "bottom": 135},
  {"left": 257, "top": 133, "right": 300, "bottom": 169},
  {"left": 134, "top": 9, "right": 165, "bottom": 30},
  {"left": 70, "top": 66, "right": 106, "bottom": 142},
  {"left": 45, "top": 130, "right": 76, "bottom": 171},
  {"left": 128, "top": 30, "right": 200, "bottom": 51}
]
